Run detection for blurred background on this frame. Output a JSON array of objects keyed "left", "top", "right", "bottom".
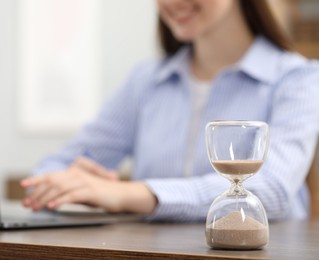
[
  {"left": 0, "top": 0, "right": 318, "bottom": 200},
  {"left": 0, "top": 0, "right": 157, "bottom": 199}
]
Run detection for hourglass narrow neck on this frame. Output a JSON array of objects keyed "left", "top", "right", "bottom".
[{"left": 227, "top": 180, "right": 247, "bottom": 196}]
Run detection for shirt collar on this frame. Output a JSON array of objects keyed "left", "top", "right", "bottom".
[
  {"left": 155, "top": 36, "right": 283, "bottom": 86},
  {"left": 154, "top": 47, "right": 191, "bottom": 85},
  {"left": 237, "top": 36, "right": 283, "bottom": 84}
]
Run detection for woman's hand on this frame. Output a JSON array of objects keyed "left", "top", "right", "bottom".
[{"left": 20, "top": 157, "right": 157, "bottom": 214}]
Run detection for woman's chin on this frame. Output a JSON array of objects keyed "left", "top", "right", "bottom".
[{"left": 173, "top": 32, "right": 196, "bottom": 43}]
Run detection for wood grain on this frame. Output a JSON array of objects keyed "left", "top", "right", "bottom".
[{"left": 1, "top": 220, "right": 319, "bottom": 260}]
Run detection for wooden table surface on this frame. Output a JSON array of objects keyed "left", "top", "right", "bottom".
[{"left": 1, "top": 219, "right": 319, "bottom": 259}]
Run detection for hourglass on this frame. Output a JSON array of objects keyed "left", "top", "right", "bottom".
[{"left": 205, "top": 120, "right": 269, "bottom": 250}]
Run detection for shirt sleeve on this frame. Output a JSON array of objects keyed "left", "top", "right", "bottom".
[
  {"left": 33, "top": 63, "right": 151, "bottom": 176},
  {"left": 144, "top": 61, "right": 319, "bottom": 222}
]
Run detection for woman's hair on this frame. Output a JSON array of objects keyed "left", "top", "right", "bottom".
[{"left": 158, "top": 0, "right": 292, "bottom": 56}]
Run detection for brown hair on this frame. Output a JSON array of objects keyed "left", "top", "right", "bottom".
[{"left": 158, "top": 0, "right": 293, "bottom": 56}]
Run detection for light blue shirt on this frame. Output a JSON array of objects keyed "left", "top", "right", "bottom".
[{"left": 35, "top": 36, "right": 319, "bottom": 222}]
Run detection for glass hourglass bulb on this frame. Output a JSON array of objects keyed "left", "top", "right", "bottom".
[{"left": 205, "top": 120, "right": 269, "bottom": 250}]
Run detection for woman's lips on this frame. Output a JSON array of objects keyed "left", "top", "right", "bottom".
[{"left": 169, "top": 8, "right": 196, "bottom": 24}]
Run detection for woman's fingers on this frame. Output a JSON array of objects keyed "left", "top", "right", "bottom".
[
  {"left": 22, "top": 171, "right": 80, "bottom": 210},
  {"left": 20, "top": 175, "right": 47, "bottom": 188},
  {"left": 72, "top": 156, "right": 119, "bottom": 181},
  {"left": 23, "top": 182, "right": 49, "bottom": 209},
  {"left": 35, "top": 178, "right": 85, "bottom": 210},
  {"left": 33, "top": 187, "right": 60, "bottom": 210},
  {"left": 47, "top": 189, "right": 90, "bottom": 209},
  {"left": 20, "top": 159, "right": 120, "bottom": 211}
]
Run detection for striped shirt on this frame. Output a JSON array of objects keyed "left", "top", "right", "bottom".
[{"left": 34, "top": 36, "right": 319, "bottom": 222}]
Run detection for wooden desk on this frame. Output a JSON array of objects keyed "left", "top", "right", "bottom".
[{"left": 1, "top": 220, "right": 319, "bottom": 260}]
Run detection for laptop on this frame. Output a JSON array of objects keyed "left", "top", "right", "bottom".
[{"left": 0, "top": 200, "right": 142, "bottom": 230}]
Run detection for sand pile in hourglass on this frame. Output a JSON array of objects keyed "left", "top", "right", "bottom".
[{"left": 206, "top": 211, "right": 268, "bottom": 249}]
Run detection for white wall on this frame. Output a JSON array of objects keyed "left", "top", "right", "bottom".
[{"left": 0, "top": 0, "right": 157, "bottom": 196}]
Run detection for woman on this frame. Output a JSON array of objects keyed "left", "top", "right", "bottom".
[{"left": 21, "top": 0, "right": 319, "bottom": 222}]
